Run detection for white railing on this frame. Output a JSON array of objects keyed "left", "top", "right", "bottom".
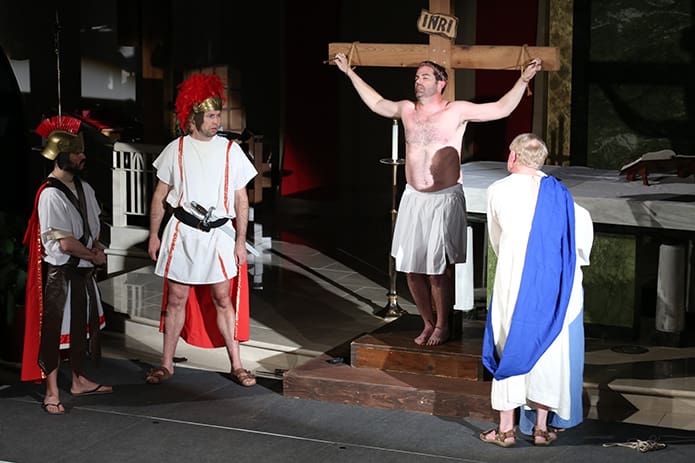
[{"left": 111, "top": 142, "right": 161, "bottom": 227}]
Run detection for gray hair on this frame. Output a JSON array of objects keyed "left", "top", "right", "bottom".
[{"left": 509, "top": 133, "right": 548, "bottom": 169}]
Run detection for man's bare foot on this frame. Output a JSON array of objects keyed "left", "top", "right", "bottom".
[
  {"left": 42, "top": 395, "right": 65, "bottom": 415},
  {"left": 425, "top": 326, "right": 449, "bottom": 346},
  {"left": 70, "top": 376, "right": 113, "bottom": 396},
  {"left": 414, "top": 325, "right": 434, "bottom": 345}
]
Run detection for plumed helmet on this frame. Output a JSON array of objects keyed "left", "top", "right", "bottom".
[
  {"left": 175, "top": 74, "right": 226, "bottom": 132},
  {"left": 40, "top": 131, "right": 85, "bottom": 161},
  {"left": 35, "top": 116, "right": 84, "bottom": 160}
]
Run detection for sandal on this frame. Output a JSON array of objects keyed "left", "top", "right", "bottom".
[
  {"left": 145, "top": 366, "right": 172, "bottom": 385},
  {"left": 230, "top": 368, "right": 256, "bottom": 387},
  {"left": 533, "top": 427, "right": 557, "bottom": 446},
  {"left": 41, "top": 402, "right": 65, "bottom": 415},
  {"left": 479, "top": 428, "right": 516, "bottom": 448}
]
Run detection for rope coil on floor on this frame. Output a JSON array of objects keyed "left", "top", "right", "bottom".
[{"left": 602, "top": 439, "right": 667, "bottom": 453}]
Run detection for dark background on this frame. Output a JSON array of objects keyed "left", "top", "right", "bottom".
[{"left": 0, "top": 0, "right": 692, "bottom": 289}]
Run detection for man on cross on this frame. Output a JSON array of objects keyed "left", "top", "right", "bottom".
[{"left": 335, "top": 53, "right": 542, "bottom": 346}]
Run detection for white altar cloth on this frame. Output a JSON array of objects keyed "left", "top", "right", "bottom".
[{"left": 461, "top": 161, "right": 695, "bottom": 232}]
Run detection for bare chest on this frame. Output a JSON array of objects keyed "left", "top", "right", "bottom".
[{"left": 402, "top": 106, "right": 461, "bottom": 146}]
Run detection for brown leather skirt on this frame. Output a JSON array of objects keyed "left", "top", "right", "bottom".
[{"left": 38, "top": 264, "right": 102, "bottom": 376}]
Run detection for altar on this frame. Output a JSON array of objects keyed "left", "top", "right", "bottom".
[
  {"left": 457, "top": 161, "right": 695, "bottom": 337},
  {"left": 461, "top": 161, "right": 695, "bottom": 231}
]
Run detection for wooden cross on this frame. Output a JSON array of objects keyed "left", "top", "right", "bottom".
[{"left": 327, "top": 0, "right": 560, "bottom": 101}]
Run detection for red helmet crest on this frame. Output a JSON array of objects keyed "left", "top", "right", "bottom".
[
  {"left": 35, "top": 115, "right": 84, "bottom": 160},
  {"left": 175, "top": 74, "right": 226, "bottom": 132}
]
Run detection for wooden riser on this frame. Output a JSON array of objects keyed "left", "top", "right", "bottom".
[
  {"left": 351, "top": 341, "right": 484, "bottom": 380},
  {"left": 351, "top": 313, "right": 488, "bottom": 380},
  {"left": 283, "top": 353, "right": 494, "bottom": 420},
  {"left": 283, "top": 314, "right": 494, "bottom": 419}
]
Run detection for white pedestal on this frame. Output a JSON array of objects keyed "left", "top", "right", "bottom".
[
  {"left": 454, "top": 226, "right": 474, "bottom": 311},
  {"left": 655, "top": 243, "right": 687, "bottom": 333}
]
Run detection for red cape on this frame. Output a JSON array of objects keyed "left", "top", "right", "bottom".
[
  {"left": 160, "top": 263, "right": 250, "bottom": 347},
  {"left": 21, "top": 183, "right": 48, "bottom": 382}
]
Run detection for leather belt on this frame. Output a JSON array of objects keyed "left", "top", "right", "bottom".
[{"left": 173, "top": 207, "right": 228, "bottom": 232}]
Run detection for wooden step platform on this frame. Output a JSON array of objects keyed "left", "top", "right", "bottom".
[
  {"left": 352, "top": 314, "right": 488, "bottom": 380},
  {"left": 283, "top": 314, "right": 495, "bottom": 420}
]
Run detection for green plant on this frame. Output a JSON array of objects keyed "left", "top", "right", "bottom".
[{"left": 0, "top": 210, "right": 28, "bottom": 326}]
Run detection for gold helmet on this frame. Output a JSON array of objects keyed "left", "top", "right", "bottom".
[
  {"left": 35, "top": 115, "right": 83, "bottom": 160},
  {"left": 40, "top": 130, "right": 85, "bottom": 160}
]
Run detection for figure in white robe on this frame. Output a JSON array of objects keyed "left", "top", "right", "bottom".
[
  {"left": 146, "top": 74, "right": 258, "bottom": 387},
  {"left": 486, "top": 172, "right": 593, "bottom": 422},
  {"left": 480, "top": 133, "right": 593, "bottom": 447},
  {"left": 22, "top": 117, "right": 113, "bottom": 413}
]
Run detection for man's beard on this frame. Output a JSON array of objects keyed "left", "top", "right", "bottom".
[
  {"left": 64, "top": 160, "right": 85, "bottom": 176},
  {"left": 200, "top": 127, "right": 217, "bottom": 138}
]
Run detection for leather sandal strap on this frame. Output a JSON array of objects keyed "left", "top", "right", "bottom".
[{"left": 482, "top": 428, "right": 514, "bottom": 442}]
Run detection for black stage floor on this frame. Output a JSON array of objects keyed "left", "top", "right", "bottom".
[{"left": 1, "top": 355, "right": 693, "bottom": 463}]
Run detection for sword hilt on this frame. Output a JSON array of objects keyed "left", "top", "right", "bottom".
[
  {"left": 190, "top": 201, "right": 208, "bottom": 217},
  {"left": 191, "top": 202, "right": 217, "bottom": 229},
  {"left": 203, "top": 206, "right": 215, "bottom": 226}
]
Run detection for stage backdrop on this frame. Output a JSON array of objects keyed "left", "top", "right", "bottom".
[{"left": 280, "top": 0, "right": 539, "bottom": 197}]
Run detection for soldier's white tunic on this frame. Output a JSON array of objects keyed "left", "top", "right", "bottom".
[{"left": 153, "top": 135, "right": 257, "bottom": 284}]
